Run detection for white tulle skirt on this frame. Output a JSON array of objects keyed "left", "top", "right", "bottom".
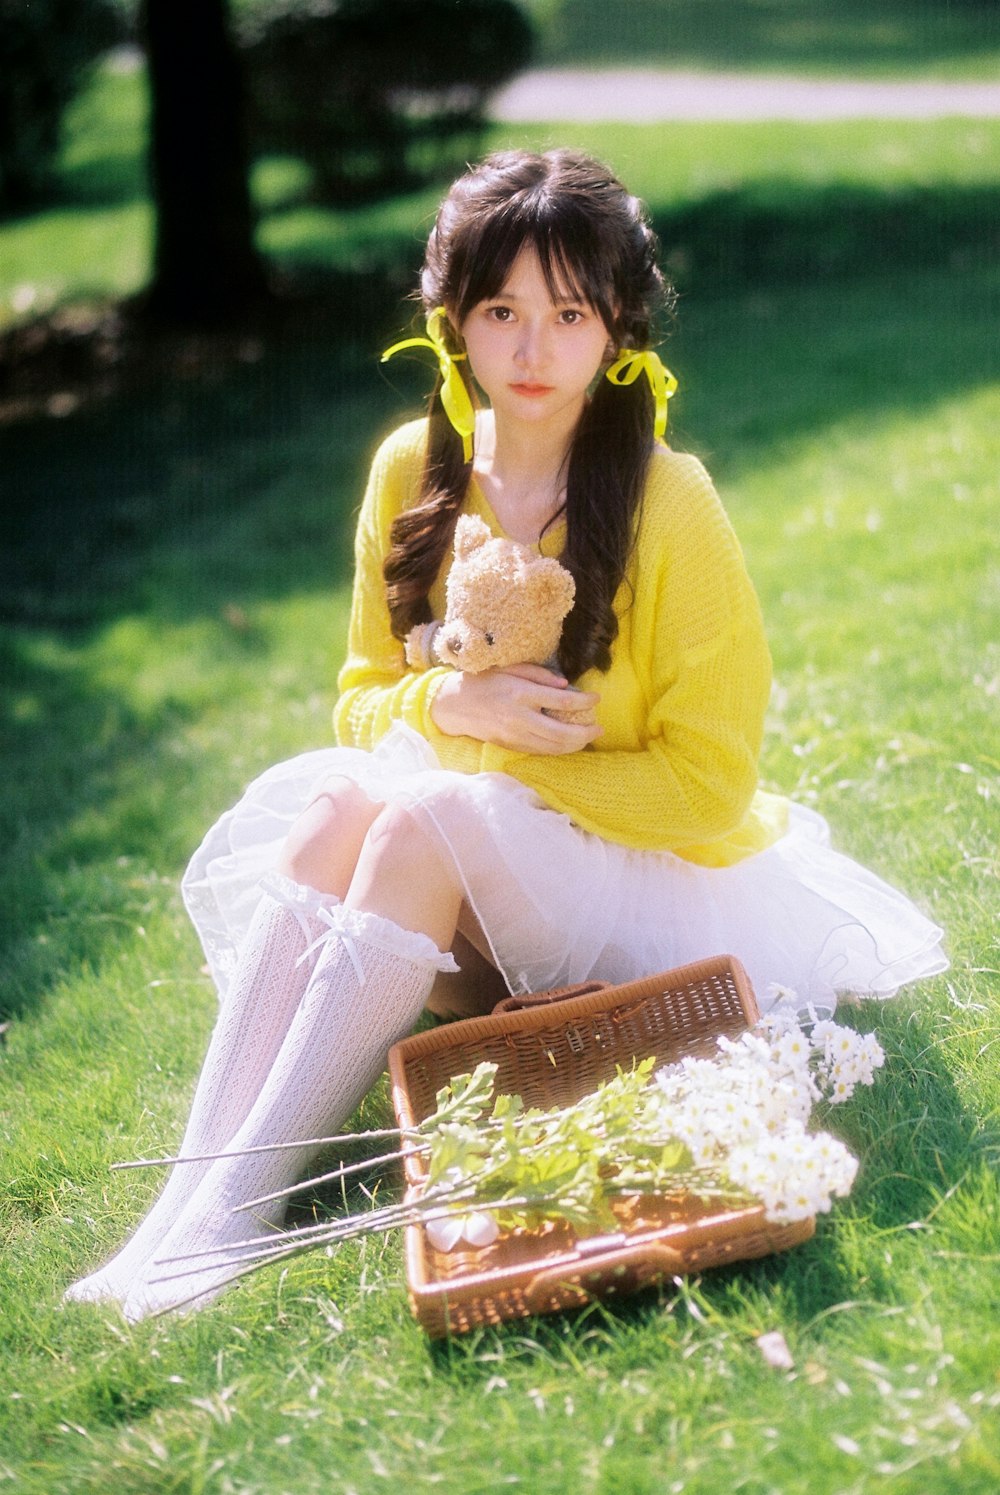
[{"left": 182, "top": 724, "right": 947, "bottom": 1018}]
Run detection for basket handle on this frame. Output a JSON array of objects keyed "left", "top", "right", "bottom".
[
  {"left": 523, "top": 1240, "right": 686, "bottom": 1312},
  {"left": 493, "top": 979, "right": 609, "bottom": 1015}
]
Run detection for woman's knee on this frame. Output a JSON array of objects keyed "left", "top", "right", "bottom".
[
  {"left": 352, "top": 800, "right": 464, "bottom": 899},
  {"left": 347, "top": 800, "right": 463, "bottom": 944},
  {"left": 361, "top": 799, "right": 445, "bottom": 871},
  {"left": 277, "top": 777, "right": 381, "bottom": 893}
]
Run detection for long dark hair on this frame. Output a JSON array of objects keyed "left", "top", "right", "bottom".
[{"left": 383, "top": 149, "right": 672, "bottom": 678}]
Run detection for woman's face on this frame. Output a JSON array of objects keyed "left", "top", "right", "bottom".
[{"left": 458, "top": 245, "right": 610, "bottom": 440}]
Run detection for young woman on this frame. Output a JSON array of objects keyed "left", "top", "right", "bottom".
[{"left": 66, "top": 150, "right": 946, "bottom": 1319}]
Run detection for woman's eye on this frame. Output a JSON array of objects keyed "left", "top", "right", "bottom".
[
  {"left": 559, "top": 308, "right": 584, "bottom": 324},
  {"left": 487, "top": 306, "right": 513, "bottom": 322}
]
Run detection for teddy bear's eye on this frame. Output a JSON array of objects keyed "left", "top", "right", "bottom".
[{"left": 484, "top": 631, "right": 495, "bottom": 646}]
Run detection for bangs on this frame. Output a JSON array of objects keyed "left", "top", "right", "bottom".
[{"left": 449, "top": 195, "right": 616, "bottom": 327}]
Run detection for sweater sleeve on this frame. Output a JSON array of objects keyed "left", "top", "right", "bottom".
[
  {"left": 480, "top": 454, "right": 773, "bottom": 854},
  {"left": 332, "top": 420, "right": 484, "bottom": 771}
]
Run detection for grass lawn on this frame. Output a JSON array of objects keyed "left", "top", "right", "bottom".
[
  {"left": 1, "top": 47, "right": 999, "bottom": 1495},
  {"left": 521, "top": 0, "right": 1000, "bottom": 78}
]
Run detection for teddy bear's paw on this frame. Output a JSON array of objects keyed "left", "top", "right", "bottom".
[{"left": 404, "top": 621, "right": 443, "bottom": 670}]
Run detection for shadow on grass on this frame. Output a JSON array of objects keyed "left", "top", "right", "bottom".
[
  {"left": 0, "top": 336, "right": 400, "bottom": 1020},
  {"left": 47, "top": 135, "right": 148, "bottom": 213},
  {"left": 650, "top": 182, "right": 1000, "bottom": 297},
  {"left": 1, "top": 326, "right": 382, "bottom": 628}
]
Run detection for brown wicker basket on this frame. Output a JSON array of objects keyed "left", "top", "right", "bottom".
[{"left": 389, "top": 954, "right": 815, "bottom": 1337}]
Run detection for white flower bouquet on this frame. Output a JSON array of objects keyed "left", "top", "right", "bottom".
[{"left": 416, "top": 1007, "right": 884, "bottom": 1252}]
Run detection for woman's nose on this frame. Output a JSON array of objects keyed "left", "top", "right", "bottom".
[{"left": 515, "top": 322, "right": 548, "bottom": 367}]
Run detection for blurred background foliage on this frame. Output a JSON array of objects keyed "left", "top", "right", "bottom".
[
  {"left": 0, "top": 0, "right": 125, "bottom": 210},
  {"left": 0, "top": 0, "right": 534, "bottom": 218},
  {"left": 0, "top": 0, "right": 537, "bottom": 325},
  {"left": 239, "top": 0, "right": 534, "bottom": 205}
]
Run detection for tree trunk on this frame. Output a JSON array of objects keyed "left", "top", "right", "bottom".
[{"left": 141, "top": 0, "right": 268, "bottom": 324}]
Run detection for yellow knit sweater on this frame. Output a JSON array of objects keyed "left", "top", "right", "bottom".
[{"left": 334, "top": 418, "right": 788, "bottom": 866}]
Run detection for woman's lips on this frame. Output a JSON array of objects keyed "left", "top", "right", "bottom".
[{"left": 510, "top": 382, "right": 554, "bottom": 396}]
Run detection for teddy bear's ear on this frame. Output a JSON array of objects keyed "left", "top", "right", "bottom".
[
  {"left": 530, "top": 558, "right": 577, "bottom": 619},
  {"left": 453, "top": 513, "right": 493, "bottom": 560}
]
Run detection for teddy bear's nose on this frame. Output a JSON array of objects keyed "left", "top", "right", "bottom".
[{"left": 446, "top": 635, "right": 461, "bottom": 653}]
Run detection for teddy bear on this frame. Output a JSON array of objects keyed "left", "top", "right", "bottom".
[{"left": 404, "top": 513, "right": 591, "bottom": 722}]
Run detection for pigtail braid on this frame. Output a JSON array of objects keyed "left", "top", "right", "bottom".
[
  {"left": 383, "top": 374, "right": 473, "bottom": 639},
  {"left": 557, "top": 373, "right": 654, "bottom": 678}
]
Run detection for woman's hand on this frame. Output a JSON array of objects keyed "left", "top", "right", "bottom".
[{"left": 430, "top": 664, "right": 601, "bottom": 755}]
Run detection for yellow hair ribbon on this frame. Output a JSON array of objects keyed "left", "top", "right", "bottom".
[
  {"left": 381, "top": 307, "right": 475, "bottom": 462},
  {"left": 605, "top": 348, "right": 678, "bottom": 443}
]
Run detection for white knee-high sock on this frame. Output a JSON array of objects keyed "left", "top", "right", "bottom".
[
  {"left": 64, "top": 875, "right": 340, "bottom": 1306},
  {"left": 122, "top": 906, "right": 457, "bottom": 1320}
]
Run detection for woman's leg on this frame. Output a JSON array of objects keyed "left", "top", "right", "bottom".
[
  {"left": 66, "top": 780, "right": 381, "bottom": 1306},
  {"left": 274, "top": 776, "right": 382, "bottom": 897},
  {"left": 426, "top": 930, "right": 508, "bottom": 1020},
  {"left": 123, "top": 802, "right": 463, "bottom": 1319}
]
